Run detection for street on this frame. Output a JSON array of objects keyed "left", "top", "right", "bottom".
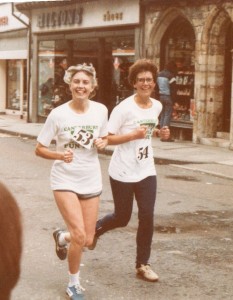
[{"left": 0, "top": 135, "right": 233, "bottom": 300}]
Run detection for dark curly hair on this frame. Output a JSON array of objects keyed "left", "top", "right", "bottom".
[
  {"left": 0, "top": 182, "right": 22, "bottom": 299},
  {"left": 128, "top": 59, "right": 157, "bottom": 86}
]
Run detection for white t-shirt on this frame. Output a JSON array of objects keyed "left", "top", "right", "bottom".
[
  {"left": 37, "top": 100, "right": 108, "bottom": 194},
  {"left": 108, "top": 95, "right": 162, "bottom": 182}
]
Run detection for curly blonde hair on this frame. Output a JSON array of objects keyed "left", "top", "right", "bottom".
[{"left": 64, "top": 63, "right": 98, "bottom": 98}]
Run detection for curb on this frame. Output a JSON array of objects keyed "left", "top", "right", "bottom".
[
  {"left": 1, "top": 128, "right": 232, "bottom": 181},
  {"left": 0, "top": 129, "right": 37, "bottom": 140}
]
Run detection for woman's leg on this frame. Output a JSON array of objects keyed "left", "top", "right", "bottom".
[
  {"left": 96, "top": 177, "right": 134, "bottom": 236},
  {"left": 134, "top": 176, "right": 157, "bottom": 267},
  {"left": 79, "top": 196, "right": 100, "bottom": 248},
  {"left": 53, "top": 191, "right": 86, "bottom": 274}
]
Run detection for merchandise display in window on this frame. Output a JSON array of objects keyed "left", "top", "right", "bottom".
[
  {"left": 38, "top": 36, "right": 135, "bottom": 118},
  {"left": 112, "top": 55, "right": 134, "bottom": 103},
  {"left": 106, "top": 35, "right": 135, "bottom": 111},
  {"left": 162, "top": 18, "right": 195, "bottom": 129},
  {"left": 38, "top": 41, "right": 71, "bottom": 117},
  {"left": 7, "top": 60, "right": 27, "bottom": 112},
  {"left": 172, "top": 67, "right": 194, "bottom": 122}
]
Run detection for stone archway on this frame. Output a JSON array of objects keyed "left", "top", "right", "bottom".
[
  {"left": 146, "top": 8, "right": 196, "bottom": 140},
  {"left": 146, "top": 8, "right": 191, "bottom": 66}
]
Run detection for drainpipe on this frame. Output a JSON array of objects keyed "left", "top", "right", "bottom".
[{"left": 11, "top": 3, "right": 31, "bottom": 123}]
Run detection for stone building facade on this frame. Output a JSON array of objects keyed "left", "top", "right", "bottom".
[{"left": 142, "top": 0, "right": 233, "bottom": 149}]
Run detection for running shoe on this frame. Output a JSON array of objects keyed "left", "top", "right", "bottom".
[
  {"left": 53, "top": 229, "right": 67, "bottom": 260},
  {"left": 66, "top": 284, "right": 85, "bottom": 300},
  {"left": 136, "top": 264, "right": 159, "bottom": 282}
]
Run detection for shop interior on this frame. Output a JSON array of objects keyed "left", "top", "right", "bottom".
[
  {"left": 6, "top": 59, "right": 27, "bottom": 113},
  {"left": 160, "top": 17, "right": 195, "bottom": 140},
  {"left": 38, "top": 33, "right": 135, "bottom": 118}
]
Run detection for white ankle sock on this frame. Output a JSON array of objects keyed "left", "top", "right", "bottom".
[
  {"left": 58, "top": 232, "right": 68, "bottom": 246},
  {"left": 68, "top": 271, "right": 80, "bottom": 287}
]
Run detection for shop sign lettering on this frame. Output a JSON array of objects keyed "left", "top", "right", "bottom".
[
  {"left": 103, "top": 11, "right": 123, "bottom": 22},
  {"left": 37, "top": 7, "right": 83, "bottom": 28},
  {"left": 0, "top": 16, "right": 8, "bottom": 26}
]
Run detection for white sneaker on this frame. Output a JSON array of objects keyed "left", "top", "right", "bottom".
[
  {"left": 136, "top": 264, "right": 159, "bottom": 282},
  {"left": 66, "top": 284, "right": 85, "bottom": 299},
  {"left": 53, "top": 229, "right": 68, "bottom": 260}
]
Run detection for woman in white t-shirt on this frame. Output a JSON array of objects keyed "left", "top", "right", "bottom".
[
  {"left": 35, "top": 64, "right": 108, "bottom": 299},
  {"left": 90, "top": 59, "right": 170, "bottom": 283}
]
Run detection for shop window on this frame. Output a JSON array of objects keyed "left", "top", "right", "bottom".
[
  {"left": 38, "top": 40, "right": 71, "bottom": 117},
  {"left": 109, "top": 36, "right": 135, "bottom": 104},
  {"left": 6, "top": 60, "right": 27, "bottom": 112},
  {"left": 161, "top": 18, "right": 195, "bottom": 128},
  {"left": 72, "top": 35, "right": 135, "bottom": 111},
  {"left": 38, "top": 35, "right": 135, "bottom": 117}
]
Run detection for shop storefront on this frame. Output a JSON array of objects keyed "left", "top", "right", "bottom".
[
  {"left": 17, "top": 0, "right": 140, "bottom": 122},
  {"left": 0, "top": 3, "right": 28, "bottom": 117},
  {"left": 143, "top": 0, "right": 233, "bottom": 145}
]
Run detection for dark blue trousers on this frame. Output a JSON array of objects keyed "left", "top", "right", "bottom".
[{"left": 96, "top": 175, "right": 157, "bottom": 267}]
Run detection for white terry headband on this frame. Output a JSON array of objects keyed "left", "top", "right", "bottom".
[{"left": 64, "top": 63, "right": 96, "bottom": 84}]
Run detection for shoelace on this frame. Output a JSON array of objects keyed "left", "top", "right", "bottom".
[
  {"left": 74, "top": 284, "right": 85, "bottom": 294},
  {"left": 141, "top": 265, "right": 154, "bottom": 275},
  {"left": 145, "top": 266, "right": 153, "bottom": 273}
]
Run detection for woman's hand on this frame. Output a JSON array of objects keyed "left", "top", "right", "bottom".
[
  {"left": 94, "top": 137, "right": 108, "bottom": 150},
  {"left": 153, "top": 128, "right": 160, "bottom": 138},
  {"left": 132, "top": 125, "right": 148, "bottom": 140},
  {"left": 107, "top": 126, "right": 148, "bottom": 146},
  {"left": 63, "top": 149, "right": 74, "bottom": 163},
  {"left": 160, "top": 126, "right": 170, "bottom": 140}
]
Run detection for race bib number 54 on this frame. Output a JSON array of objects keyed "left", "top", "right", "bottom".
[
  {"left": 136, "top": 145, "right": 149, "bottom": 162},
  {"left": 72, "top": 129, "right": 94, "bottom": 149}
]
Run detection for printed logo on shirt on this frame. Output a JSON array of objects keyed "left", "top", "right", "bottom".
[
  {"left": 64, "top": 125, "right": 98, "bottom": 134},
  {"left": 136, "top": 118, "right": 158, "bottom": 139}
]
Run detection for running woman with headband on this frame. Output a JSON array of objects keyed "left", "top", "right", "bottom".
[{"left": 35, "top": 63, "right": 108, "bottom": 300}]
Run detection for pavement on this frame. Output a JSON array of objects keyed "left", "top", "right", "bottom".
[{"left": 1, "top": 114, "right": 233, "bottom": 180}]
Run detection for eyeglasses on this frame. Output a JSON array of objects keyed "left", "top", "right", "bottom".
[{"left": 136, "top": 77, "right": 154, "bottom": 84}]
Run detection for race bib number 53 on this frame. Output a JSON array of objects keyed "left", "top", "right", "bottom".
[{"left": 72, "top": 129, "right": 94, "bottom": 149}]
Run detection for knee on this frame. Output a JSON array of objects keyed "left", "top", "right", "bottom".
[
  {"left": 71, "top": 229, "right": 86, "bottom": 248},
  {"left": 85, "top": 235, "right": 95, "bottom": 248},
  {"left": 115, "top": 216, "right": 129, "bottom": 228}
]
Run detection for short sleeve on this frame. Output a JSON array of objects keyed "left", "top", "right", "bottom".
[
  {"left": 107, "top": 104, "right": 124, "bottom": 134},
  {"left": 37, "top": 111, "right": 58, "bottom": 147},
  {"left": 99, "top": 106, "right": 108, "bottom": 137}
]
